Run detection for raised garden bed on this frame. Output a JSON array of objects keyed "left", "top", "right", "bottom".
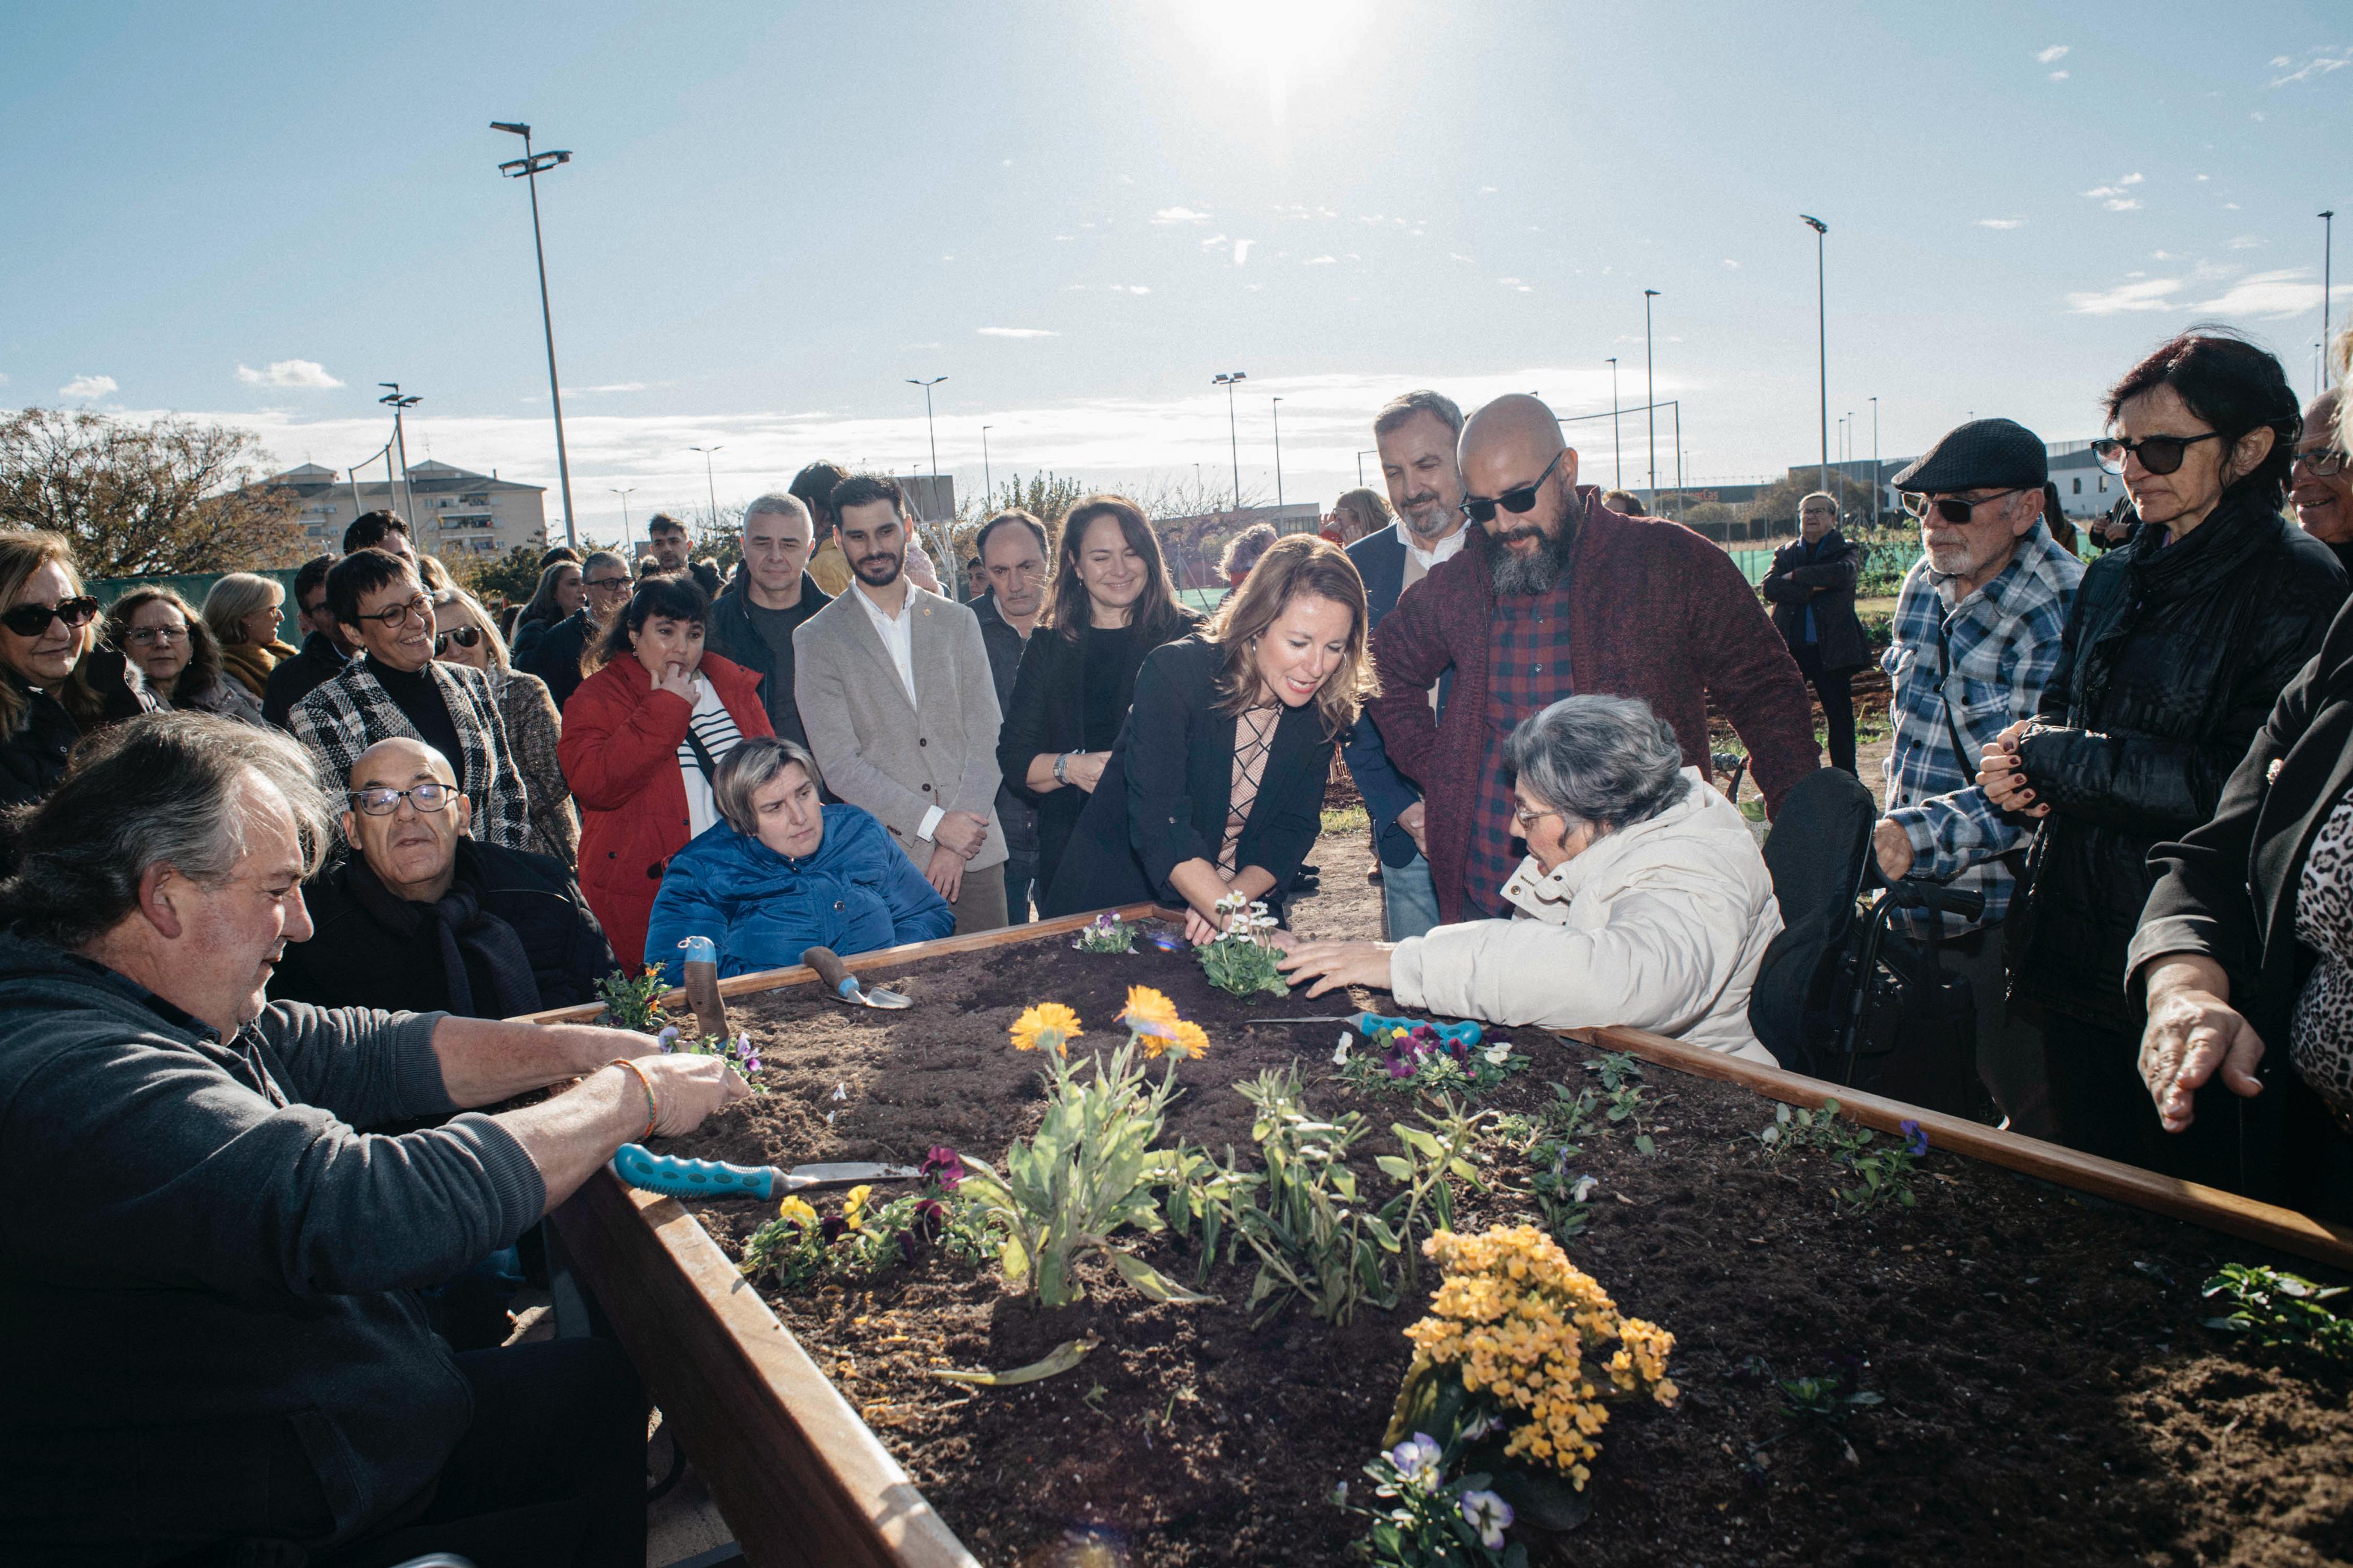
[{"left": 547, "top": 915, "right": 2353, "bottom": 1567}]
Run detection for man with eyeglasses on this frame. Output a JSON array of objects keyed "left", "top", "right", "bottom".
[
  {"left": 291, "top": 549, "right": 536, "bottom": 852},
  {"left": 2292, "top": 387, "right": 2353, "bottom": 577},
  {"left": 1870, "top": 418, "right": 2085, "bottom": 1131},
  {"left": 703, "top": 494, "right": 831, "bottom": 748},
  {"left": 1364, "top": 393, "right": 1817, "bottom": 926},
  {"left": 262, "top": 553, "right": 359, "bottom": 729},
  {"left": 519, "top": 548, "right": 632, "bottom": 711},
  {"left": 270, "top": 736, "right": 612, "bottom": 1017},
  {"left": 973, "top": 508, "right": 1050, "bottom": 921}
]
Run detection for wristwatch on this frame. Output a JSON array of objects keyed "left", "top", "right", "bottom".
[{"left": 1054, "top": 750, "right": 1073, "bottom": 784}]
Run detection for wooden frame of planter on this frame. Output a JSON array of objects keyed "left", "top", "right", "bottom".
[{"left": 523, "top": 910, "right": 2353, "bottom": 1568}]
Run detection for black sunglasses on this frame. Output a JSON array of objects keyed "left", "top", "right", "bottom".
[
  {"left": 1900, "top": 487, "right": 2029, "bottom": 525},
  {"left": 434, "top": 625, "right": 483, "bottom": 655},
  {"left": 1460, "top": 450, "right": 1566, "bottom": 525},
  {"left": 2, "top": 596, "right": 100, "bottom": 638},
  {"left": 2092, "top": 432, "right": 2224, "bottom": 477}
]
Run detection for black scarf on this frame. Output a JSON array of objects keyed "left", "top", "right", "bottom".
[{"left": 344, "top": 849, "right": 544, "bottom": 1018}]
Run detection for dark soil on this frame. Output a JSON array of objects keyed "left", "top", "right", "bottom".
[{"left": 656, "top": 936, "right": 2353, "bottom": 1568}]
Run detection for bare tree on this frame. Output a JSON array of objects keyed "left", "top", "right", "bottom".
[{"left": 0, "top": 407, "right": 305, "bottom": 577}]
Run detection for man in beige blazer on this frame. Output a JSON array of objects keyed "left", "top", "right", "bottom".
[{"left": 794, "top": 473, "right": 1009, "bottom": 932}]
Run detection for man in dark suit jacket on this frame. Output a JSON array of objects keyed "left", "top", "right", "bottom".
[
  {"left": 262, "top": 552, "right": 357, "bottom": 729},
  {"left": 1341, "top": 390, "right": 1472, "bottom": 940},
  {"left": 1760, "top": 492, "right": 1871, "bottom": 775},
  {"left": 270, "top": 737, "right": 614, "bottom": 1017}
]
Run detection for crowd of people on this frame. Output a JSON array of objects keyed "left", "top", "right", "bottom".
[{"left": 5, "top": 322, "right": 2353, "bottom": 1562}]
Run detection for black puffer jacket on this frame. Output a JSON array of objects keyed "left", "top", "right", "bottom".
[{"left": 2010, "top": 487, "right": 2348, "bottom": 1029}]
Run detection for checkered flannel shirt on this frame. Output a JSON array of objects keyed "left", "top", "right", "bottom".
[
  {"left": 1880, "top": 521, "right": 2084, "bottom": 935},
  {"left": 290, "top": 655, "right": 535, "bottom": 850},
  {"left": 1464, "top": 586, "right": 1577, "bottom": 918}
]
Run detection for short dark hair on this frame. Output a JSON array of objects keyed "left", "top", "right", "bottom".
[
  {"left": 2105, "top": 329, "right": 2302, "bottom": 507},
  {"left": 790, "top": 461, "right": 852, "bottom": 527},
  {"left": 592, "top": 573, "right": 712, "bottom": 671},
  {"left": 830, "top": 473, "right": 904, "bottom": 519},
  {"left": 647, "top": 513, "right": 686, "bottom": 539},
  {"left": 326, "top": 547, "right": 417, "bottom": 628},
  {"left": 343, "top": 511, "right": 409, "bottom": 554},
  {"left": 294, "top": 552, "right": 341, "bottom": 611},
  {"left": 975, "top": 508, "right": 1050, "bottom": 564}
]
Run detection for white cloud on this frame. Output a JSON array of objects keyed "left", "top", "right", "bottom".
[
  {"left": 1152, "top": 205, "right": 1211, "bottom": 224},
  {"left": 1232, "top": 239, "right": 1254, "bottom": 266},
  {"left": 2272, "top": 55, "right": 2291, "bottom": 68},
  {"left": 1479, "top": 185, "right": 1497, "bottom": 194},
  {"left": 1118, "top": 174, "right": 1135, "bottom": 185},
  {"left": 2049, "top": 70, "right": 2070, "bottom": 80},
  {"left": 236, "top": 358, "right": 342, "bottom": 389},
  {"left": 2066, "top": 278, "right": 2184, "bottom": 314},
  {"left": 1303, "top": 254, "right": 1338, "bottom": 265},
  {"left": 2224, "top": 202, "right": 2241, "bottom": 210},
  {"left": 1201, "top": 233, "right": 1230, "bottom": 250},
  {"left": 1496, "top": 278, "right": 1532, "bottom": 293},
  {"left": 2226, "top": 235, "right": 2266, "bottom": 250},
  {"left": 2196, "top": 174, "right": 2209, "bottom": 181},
  {"left": 2036, "top": 44, "right": 2070, "bottom": 63},
  {"left": 1721, "top": 258, "right": 1740, "bottom": 269},
  {"left": 2121, "top": 172, "right": 2144, "bottom": 185},
  {"left": 0, "top": 372, "right": 11, "bottom": 385},
  {"left": 574, "top": 382, "right": 650, "bottom": 394},
  {"left": 2153, "top": 250, "right": 2174, "bottom": 259},
  {"left": 60, "top": 374, "right": 118, "bottom": 399},
  {"left": 1977, "top": 218, "right": 2025, "bottom": 229},
  {"left": 2271, "top": 49, "right": 2352, "bottom": 87},
  {"left": 976, "top": 327, "right": 1060, "bottom": 339},
  {"left": 2104, "top": 198, "right": 2142, "bottom": 212},
  {"left": 1119, "top": 285, "right": 1151, "bottom": 295},
  {"left": 1447, "top": 252, "right": 1474, "bottom": 264},
  {"left": 2084, "top": 185, "right": 2125, "bottom": 198},
  {"left": 2197, "top": 270, "right": 2326, "bottom": 318}
]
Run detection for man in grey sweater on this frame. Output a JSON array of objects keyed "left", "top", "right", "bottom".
[{"left": 0, "top": 714, "right": 745, "bottom": 1566}]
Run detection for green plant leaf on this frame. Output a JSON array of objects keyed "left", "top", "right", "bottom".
[
  {"left": 1109, "top": 1249, "right": 1217, "bottom": 1303},
  {"left": 928, "top": 1336, "right": 1097, "bottom": 1386},
  {"left": 1374, "top": 1155, "right": 1415, "bottom": 1182}
]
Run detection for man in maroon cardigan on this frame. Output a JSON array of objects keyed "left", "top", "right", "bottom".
[{"left": 1367, "top": 394, "right": 1819, "bottom": 924}]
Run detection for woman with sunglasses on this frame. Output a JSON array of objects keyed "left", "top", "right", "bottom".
[
  {"left": 0, "top": 530, "right": 148, "bottom": 812},
  {"left": 1977, "top": 330, "right": 2346, "bottom": 1186},
  {"left": 201, "top": 573, "right": 299, "bottom": 700},
  {"left": 432, "top": 588, "right": 578, "bottom": 868},
  {"left": 558, "top": 574, "right": 772, "bottom": 969},
  {"left": 102, "top": 586, "right": 263, "bottom": 724}
]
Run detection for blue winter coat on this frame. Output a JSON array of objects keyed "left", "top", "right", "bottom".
[{"left": 644, "top": 805, "right": 954, "bottom": 984}]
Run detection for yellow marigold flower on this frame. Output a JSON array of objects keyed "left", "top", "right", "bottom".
[
  {"left": 1118, "top": 984, "right": 1181, "bottom": 1040},
  {"left": 777, "top": 1195, "right": 819, "bottom": 1230},
  {"left": 1010, "top": 1002, "right": 1083, "bottom": 1056},
  {"left": 1161, "top": 1020, "right": 1210, "bottom": 1060}
]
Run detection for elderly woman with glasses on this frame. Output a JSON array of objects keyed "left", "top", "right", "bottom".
[
  {"left": 1278, "top": 694, "right": 1782, "bottom": 1061},
  {"left": 643, "top": 736, "right": 951, "bottom": 984},
  {"left": 431, "top": 588, "right": 578, "bottom": 868},
  {"left": 0, "top": 530, "right": 149, "bottom": 813},
  {"left": 102, "top": 586, "right": 264, "bottom": 724},
  {"left": 1976, "top": 330, "right": 2348, "bottom": 1186}
]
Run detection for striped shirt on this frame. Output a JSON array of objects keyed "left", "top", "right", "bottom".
[
  {"left": 1880, "top": 521, "right": 2084, "bottom": 935},
  {"left": 676, "top": 676, "right": 747, "bottom": 837}
]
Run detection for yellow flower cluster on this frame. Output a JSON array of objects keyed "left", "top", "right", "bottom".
[
  {"left": 1117, "top": 985, "right": 1210, "bottom": 1060},
  {"left": 1010, "top": 1003, "right": 1083, "bottom": 1056},
  {"left": 1402, "top": 1225, "right": 1677, "bottom": 1489}
]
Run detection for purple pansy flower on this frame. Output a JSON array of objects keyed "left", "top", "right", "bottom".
[
  {"left": 1899, "top": 1118, "right": 1929, "bottom": 1157},
  {"left": 920, "top": 1146, "right": 966, "bottom": 1190}
]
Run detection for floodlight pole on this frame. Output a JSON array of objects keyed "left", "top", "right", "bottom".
[
  {"left": 981, "top": 426, "right": 994, "bottom": 509},
  {"left": 377, "top": 385, "right": 421, "bottom": 522},
  {"left": 1802, "top": 214, "right": 1830, "bottom": 493},
  {"left": 1213, "top": 372, "right": 1247, "bottom": 511},
  {"left": 1643, "top": 293, "right": 1660, "bottom": 499},
  {"left": 2324, "top": 211, "right": 2337, "bottom": 390},
  {"left": 689, "top": 447, "right": 722, "bottom": 529},
  {"left": 1606, "top": 357, "right": 1621, "bottom": 489},
  {"left": 493, "top": 122, "right": 579, "bottom": 548},
  {"left": 1271, "top": 397, "right": 1285, "bottom": 508},
  {"left": 1869, "top": 396, "right": 1880, "bottom": 527},
  {"left": 610, "top": 487, "right": 636, "bottom": 557}
]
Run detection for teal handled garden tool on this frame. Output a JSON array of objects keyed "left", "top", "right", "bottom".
[
  {"left": 801, "top": 945, "right": 912, "bottom": 1010},
  {"left": 610, "top": 1144, "right": 921, "bottom": 1200},
  {"left": 1259, "top": 1012, "right": 1485, "bottom": 1050}
]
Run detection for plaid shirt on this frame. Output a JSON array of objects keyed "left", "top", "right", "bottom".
[
  {"left": 1464, "top": 585, "right": 1577, "bottom": 917},
  {"left": 291, "top": 655, "right": 534, "bottom": 850},
  {"left": 1881, "top": 522, "right": 2084, "bottom": 934}
]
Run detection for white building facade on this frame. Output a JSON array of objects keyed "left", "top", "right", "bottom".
[{"left": 260, "top": 461, "right": 550, "bottom": 558}]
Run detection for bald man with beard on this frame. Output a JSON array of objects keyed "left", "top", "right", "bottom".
[{"left": 1364, "top": 394, "right": 1819, "bottom": 925}]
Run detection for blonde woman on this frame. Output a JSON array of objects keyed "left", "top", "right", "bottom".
[
  {"left": 202, "top": 572, "right": 298, "bottom": 698},
  {"left": 0, "top": 531, "right": 147, "bottom": 809},
  {"left": 431, "top": 587, "right": 579, "bottom": 867},
  {"left": 102, "top": 587, "right": 262, "bottom": 724},
  {"left": 1041, "top": 533, "right": 1373, "bottom": 934}
]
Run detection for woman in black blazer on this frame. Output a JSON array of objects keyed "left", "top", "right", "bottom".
[
  {"left": 2130, "top": 597, "right": 2353, "bottom": 1219},
  {"left": 997, "top": 495, "right": 1198, "bottom": 902},
  {"left": 1041, "top": 535, "right": 1373, "bottom": 936}
]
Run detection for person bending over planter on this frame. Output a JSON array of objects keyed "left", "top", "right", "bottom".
[
  {"left": 559, "top": 574, "right": 773, "bottom": 971},
  {"left": 1042, "top": 533, "right": 1373, "bottom": 936},
  {"left": 1277, "top": 693, "right": 1783, "bottom": 1062},
  {"left": 272, "top": 736, "right": 614, "bottom": 1017},
  {"left": 644, "top": 735, "right": 951, "bottom": 983},
  {"left": 0, "top": 713, "right": 745, "bottom": 1566}
]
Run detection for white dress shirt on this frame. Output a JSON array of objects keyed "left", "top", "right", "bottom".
[
  {"left": 851, "top": 579, "right": 945, "bottom": 843},
  {"left": 1404, "top": 524, "right": 1469, "bottom": 575}
]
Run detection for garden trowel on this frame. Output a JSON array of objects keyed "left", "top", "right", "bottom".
[
  {"left": 610, "top": 1143, "right": 920, "bottom": 1200},
  {"left": 801, "top": 945, "right": 913, "bottom": 1009}
]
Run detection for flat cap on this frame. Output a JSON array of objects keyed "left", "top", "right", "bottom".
[{"left": 1891, "top": 418, "right": 2047, "bottom": 494}]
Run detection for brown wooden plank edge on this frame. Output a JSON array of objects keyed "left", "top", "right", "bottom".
[{"left": 1570, "top": 1023, "right": 2353, "bottom": 1273}]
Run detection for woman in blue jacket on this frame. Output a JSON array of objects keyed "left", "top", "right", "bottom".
[{"left": 645, "top": 736, "right": 953, "bottom": 982}]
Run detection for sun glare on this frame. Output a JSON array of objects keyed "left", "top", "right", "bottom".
[{"left": 1186, "top": 0, "right": 1364, "bottom": 118}]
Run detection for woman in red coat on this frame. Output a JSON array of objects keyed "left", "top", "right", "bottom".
[{"left": 558, "top": 574, "right": 773, "bottom": 969}]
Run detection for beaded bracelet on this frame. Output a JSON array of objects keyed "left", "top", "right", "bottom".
[{"left": 609, "top": 1057, "right": 658, "bottom": 1141}]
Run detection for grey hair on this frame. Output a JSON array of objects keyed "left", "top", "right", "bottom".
[
  {"left": 1799, "top": 490, "right": 1838, "bottom": 513},
  {"left": 711, "top": 735, "right": 825, "bottom": 838},
  {"left": 582, "top": 549, "right": 627, "bottom": 576},
  {"left": 742, "top": 493, "right": 812, "bottom": 532},
  {"left": 1, "top": 714, "right": 333, "bottom": 948},
  {"left": 1374, "top": 388, "right": 1466, "bottom": 443},
  {"left": 1503, "top": 694, "right": 1688, "bottom": 836}
]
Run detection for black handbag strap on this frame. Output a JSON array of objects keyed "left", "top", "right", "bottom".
[{"left": 681, "top": 718, "right": 723, "bottom": 786}]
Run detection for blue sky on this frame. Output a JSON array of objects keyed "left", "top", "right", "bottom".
[{"left": 4, "top": 1, "right": 2347, "bottom": 545}]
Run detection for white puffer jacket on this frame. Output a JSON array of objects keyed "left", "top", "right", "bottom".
[{"left": 1389, "top": 769, "right": 1782, "bottom": 1062}]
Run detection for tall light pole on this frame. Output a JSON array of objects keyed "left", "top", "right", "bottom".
[
  {"left": 1213, "top": 372, "right": 1248, "bottom": 511},
  {"left": 1606, "top": 357, "right": 1621, "bottom": 489},
  {"left": 1801, "top": 214, "right": 1829, "bottom": 494},
  {"left": 1642, "top": 293, "right": 1660, "bottom": 498},
  {"left": 493, "top": 121, "right": 579, "bottom": 549},
  {"left": 1356, "top": 450, "right": 1375, "bottom": 486},
  {"left": 377, "top": 383, "right": 421, "bottom": 524},
  {"left": 2323, "top": 210, "right": 2337, "bottom": 389},
  {"left": 688, "top": 447, "right": 722, "bottom": 529},
  {"left": 1270, "top": 396, "right": 1286, "bottom": 508},
  {"left": 610, "top": 486, "right": 636, "bottom": 556},
  {"left": 906, "top": 377, "right": 947, "bottom": 479},
  {"left": 981, "top": 426, "right": 994, "bottom": 508},
  {"left": 1868, "top": 396, "right": 1880, "bottom": 528}
]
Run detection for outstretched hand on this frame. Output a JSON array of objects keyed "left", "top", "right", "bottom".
[
  {"left": 2139, "top": 978, "right": 2265, "bottom": 1134},
  {"left": 1275, "top": 939, "right": 1396, "bottom": 1000}
]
